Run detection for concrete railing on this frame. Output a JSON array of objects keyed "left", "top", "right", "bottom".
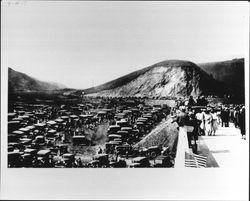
[{"left": 174, "top": 127, "right": 190, "bottom": 168}]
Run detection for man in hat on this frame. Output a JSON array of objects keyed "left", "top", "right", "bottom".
[
  {"left": 224, "top": 107, "right": 230, "bottom": 127},
  {"left": 173, "top": 106, "right": 189, "bottom": 127},
  {"left": 186, "top": 112, "right": 199, "bottom": 153},
  {"left": 221, "top": 107, "right": 230, "bottom": 127},
  {"left": 196, "top": 96, "right": 202, "bottom": 106},
  {"left": 188, "top": 96, "right": 196, "bottom": 107}
]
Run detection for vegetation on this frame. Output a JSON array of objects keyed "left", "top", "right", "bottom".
[{"left": 199, "top": 58, "right": 244, "bottom": 102}]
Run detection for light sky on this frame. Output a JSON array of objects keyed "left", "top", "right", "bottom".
[{"left": 1, "top": 1, "right": 249, "bottom": 89}]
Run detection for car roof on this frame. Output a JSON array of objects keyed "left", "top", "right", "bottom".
[
  {"left": 108, "top": 134, "right": 122, "bottom": 138},
  {"left": 8, "top": 151, "right": 22, "bottom": 155},
  {"left": 73, "top": 136, "right": 86, "bottom": 138},
  {"left": 109, "top": 125, "right": 121, "bottom": 128},
  {"left": 132, "top": 156, "right": 147, "bottom": 162},
  {"left": 24, "top": 148, "right": 37, "bottom": 152},
  {"left": 148, "top": 146, "right": 160, "bottom": 149},
  {"left": 37, "top": 150, "right": 51, "bottom": 155},
  {"left": 121, "top": 127, "right": 132, "bottom": 130},
  {"left": 117, "top": 130, "right": 128, "bottom": 134},
  {"left": 89, "top": 160, "right": 99, "bottom": 164},
  {"left": 63, "top": 153, "right": 74, "bottom": 157},
  {"left": 94, "top": 154, "right": 108, "bottom": 158},
  {"left": 129, "top": 163, "right": 141, "bottom": 166}
]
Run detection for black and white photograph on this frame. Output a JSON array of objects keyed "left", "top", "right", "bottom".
[{"left": 1, "top": 1, "right": 249, "bottom": 200}]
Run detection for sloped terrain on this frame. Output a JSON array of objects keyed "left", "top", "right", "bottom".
[
  {"left": 85, "top": 60, "right": 229, "bottom": 98},
  {"left": 199, "top": 58, "right": 244, "bottom": 99},
  {"left": 8, "top": 67, "right": 66, "bottom": 93},
  {"left": 134, "top": 117, "right": 179, "bottom": 152},
  {"left": 199, "top": 58, "right": 244, "bottom": 85},
  {"left": 8, "top": 58, "right": 244, "bottom": 100}
]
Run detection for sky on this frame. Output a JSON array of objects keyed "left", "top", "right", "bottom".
[{"left": 1, "top": 1, "right": 249, "bottom": 89}]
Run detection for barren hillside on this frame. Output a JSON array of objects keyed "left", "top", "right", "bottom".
[{"left": 85, "top": 60, "right": 229, "bottom": 98}]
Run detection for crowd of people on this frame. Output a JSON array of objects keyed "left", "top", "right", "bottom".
[{"left": 172, "top": 95, "right": 246, "bottom": 153}]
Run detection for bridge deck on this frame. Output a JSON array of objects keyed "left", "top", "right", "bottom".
[{"left": 197, "top": 123, "right": 248, "bottom": 168}]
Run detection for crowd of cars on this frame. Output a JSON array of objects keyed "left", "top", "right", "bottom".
[{"left": 8, "top": 96, "right": 174, "bottom": 168}]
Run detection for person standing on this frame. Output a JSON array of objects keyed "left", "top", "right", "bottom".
[
  {"left": 234, "top": 107, "right": 240, "bottom": 128},
  {"left": 196, "top": 96, "right": 202, "bottom": 106},
  {"left": 77, "top": 158, "right": 83, "bottom": 167},
  {"left": 221, "top": 107, "right": 226, "bottom": 127},
  {"left": 211, "top": 109, "right": 219, "bottom": 136},
  {"left": 229, "top": 107, "right": 235, "bottom": 123},
  {"left": 216, "top": 108, "right": 222, "bottom": 125},
  {"left": 188, "top": 96, "right": 196, "bottom": 107},
  {"left": 224, "top": 108, "right": 230, "bottom": 127},
  {"left": 204, "top": 108, "right": 213, "bottom": 136},
  {"left": 174, "top": 107, "right": 189, "bottom": 127},
  {"left": 198, "top": 109, "right": 206, "bottom": 136},
  {"left": 187, "top": 113, "right": 200, "bottom": 153},
  {"left": 238, "top": 107, "right": 246, "bottom": 140},
  {"left": 200, "top": 96, "right": 208, "bottom": 106}
]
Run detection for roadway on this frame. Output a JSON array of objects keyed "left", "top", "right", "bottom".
[{"left": 197, "top": 123, "right": 248, "bottom": 168}]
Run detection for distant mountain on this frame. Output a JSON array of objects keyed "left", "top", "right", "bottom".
[
  {"left": 83, "top": 60, "right": 231, "bottom": 98},
  {"left": 9, "top": 58, "right": 244, "bottom": 101},
  {"left": 198, "top": 58, "right": 244, "bottom": 98},
  {"left": 8, "top": 67, "right": 66, "bottom": 93}
]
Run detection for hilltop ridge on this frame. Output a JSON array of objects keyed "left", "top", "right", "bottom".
[
  {"left": 8, "top": 58, "right": 244, "bottom": 102},
  {"left": 8, "top": 67, "right": 66, "bottom": 93},
  {"left": 83, "top": 59, "right": 230, "bottom": 98}
]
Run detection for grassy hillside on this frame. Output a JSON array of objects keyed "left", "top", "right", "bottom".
[
  {"left": 199, "top": 58, "right": 244, "bottom": 100},
  {"left": 199, "top": 58, "right": 244, "bottom": 85}
]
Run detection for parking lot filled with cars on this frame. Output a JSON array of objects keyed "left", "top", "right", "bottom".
[{"left": 8, "top": 96, "right": 176, "bottom": 168}]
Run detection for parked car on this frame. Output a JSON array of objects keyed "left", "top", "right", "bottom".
[
  {"left": 128, "top": 163, "right": 141, "bottom": 168},
  {"left": 142, "top": 146, "right": 162, "bottom": 158},
  {"left": 62, "top": 153, "right": 76, "bottom": 168},
  {"left": 24, "top": 148, "right": 38, "bottom": 159},
  {"left": 108, "top": 134, "right": 122, "bottom": 142},
  {"left": 33, "top": 136, "right": 46, "bottom": 147},
  {"left": 8, "top": 134, "right": 18, "bottom": 143},
  {"left": 36, "top": 149, "right": 54, "bottom": 167},
  {"left": 93, "top": 154, "right": 109, "bottom": 167},
  {"left": 115, "top": 144, "right": 139, "bottom": 157},
  {"left": 131, "top": 157, "right": 151, "bottom": 167},
  {"left": 72, "top": 136, "right": 90, "bottom": 146},
  {"left": 87, "top": 160, "right": 99, "bottom": 168},
  {"left": 107, "top": 125, "right": 121, "bottom": 134},
  {"left": 22, "top": 153, "right": 34, "bottom": 167},
  {"left": 153, "top": 155, "right": 174, "bottom": 167},
  {"left": 54, "top": 144, "right": 69, "bottom": 155},
  {"left": 109, "top": 159, "right": 127, "bottom": 168},
  {"left": 8, "top": 146, "right": 14, "bottom": 152},
  {"left": 8, "top": 121, "right": 21, "bottom": 133},
  {"left": 8, "top": 151, "right": 23, "bottom": 167}
]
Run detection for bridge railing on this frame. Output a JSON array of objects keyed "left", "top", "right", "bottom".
[{"left": 174, "top": 126, "right": 190, "bottom": 168}]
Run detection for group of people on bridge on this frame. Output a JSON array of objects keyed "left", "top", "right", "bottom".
[{"left": 172, "top": 95, "right": 246, "bottom": 153}]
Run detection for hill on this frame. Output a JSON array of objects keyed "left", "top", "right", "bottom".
[
  {"left": 199, "top": 58, "right": 244, "bottom": 99},
  {"left": 83, "top": 60, "right": 230, "bottom": 98},
  {"left": 8, "top": 67, "right": 66, "bottom": 93}
]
